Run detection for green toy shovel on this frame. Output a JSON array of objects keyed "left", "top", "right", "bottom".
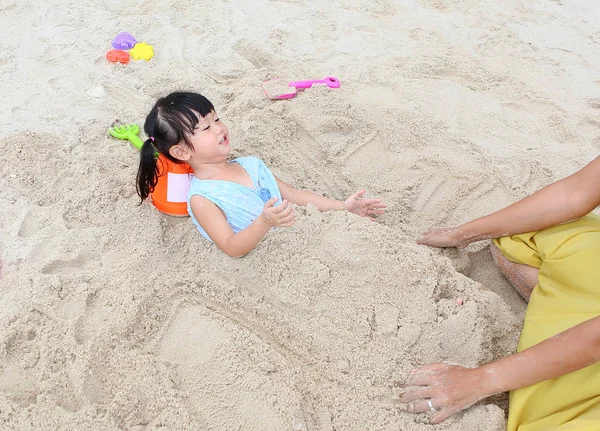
[{"left": 108, "top": 123, "right": 144, "bottom": 150}]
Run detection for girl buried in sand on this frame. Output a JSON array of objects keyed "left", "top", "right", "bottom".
[
  {"left": 137, "top": 92, "right": 386, "bottom": 257},
  {"left": 405, "top": 156, "right": 600, "bottom": 431}
]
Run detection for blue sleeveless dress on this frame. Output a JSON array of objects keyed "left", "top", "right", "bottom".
[{"left": 187, "top": 157, "right": 282, "bottom": 242}]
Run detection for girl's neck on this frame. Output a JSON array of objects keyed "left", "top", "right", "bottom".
[{"left": 191, "top": 159, "right": 233, "bottom": 180}]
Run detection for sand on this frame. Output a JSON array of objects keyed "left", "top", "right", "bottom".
[{"left": 1, "top": 0, "right": 599, "bottom": 429}]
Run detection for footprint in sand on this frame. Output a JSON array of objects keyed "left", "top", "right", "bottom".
[
  {"left": 0, "top": 328, "right": 41, "bottom": 407},
  {"left": 17, "top": 204, "right": 52, "bottom": 238},
  {"left": 158, "top": 306, "right": 228, "bottom": 365},
  {"left": 156, "top": 304, "right": 307, "bottom": 430},
  {"left": 74, "top": 291, "right": 113, "bottom": 344},
  {"left": 232, "top": 39, "right": 273, "bottom": 69},
  {"left": 412, "top": 176, "right": 457, "bottom": 215},
  {"left": 41, "top": 252, "right": 97, "bottom": 276}
]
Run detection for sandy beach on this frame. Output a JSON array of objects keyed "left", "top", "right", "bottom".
[{"left": 1, "top": 0, "right": 599, "bottom": 429}]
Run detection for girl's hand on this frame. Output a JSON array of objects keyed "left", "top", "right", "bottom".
[
  {"left": 344, "top": 190, "right": 387, "bottom": 220},
  {"left": 261, "top": 197, "right": 296, "bottom": 227},
  {"left": 400, "top": 363, "right": 489, "bottom": 424},
  {"left": 417, "top": 227, "right": 469, "bottom": 248}
]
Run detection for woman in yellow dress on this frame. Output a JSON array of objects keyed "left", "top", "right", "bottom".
[{"left": 402, "top": 156, "right": 600, "bottom": 430}]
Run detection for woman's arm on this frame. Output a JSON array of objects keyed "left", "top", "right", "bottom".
[
  {"left": 190, "top": 195, "right": 295, "bottom": 258},
  {"left": 402, "top": 314, "right": 600, "bottom": 423},
  {"left": 418, "top": 156, "right": 600, "bottom": 247},
  {"left": 275, "top": 177, "right": 386, "bottom": 219}
]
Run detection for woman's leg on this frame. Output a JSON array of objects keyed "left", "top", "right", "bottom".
[
  {"left": 490, "top": 242, "right": 538, "bottom": 302},
  {"left": 494, "top": 214, "right": 600, "bottom": 431}
]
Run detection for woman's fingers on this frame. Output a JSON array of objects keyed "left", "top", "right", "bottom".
[
  {"left": 432, "top": 407, "right": 457, "bottom": 424},
  {"left": 416, "top": 232, "right": 436, "bottom": 245},
  {"left": 401, "top": 387, "right": 435, "bottom": 403},
  {"left": 406, "top": 399, "right": 437, "bottom": 414},
  {"left": 402, "top": 397, "right": 456, "bottom": 424},
  {"left": 405, "top": 400, "right": 459, "bottom": 424},
  {"left": 405, "top": 364, "right": 445, "bottom": 386},
  {"left": 399, "top": 364, "right": 485, "bottom": 425}
]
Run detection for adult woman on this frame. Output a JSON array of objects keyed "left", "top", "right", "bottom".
[{"left": 403, "top": 156, "right": 600, "bottom": 430}]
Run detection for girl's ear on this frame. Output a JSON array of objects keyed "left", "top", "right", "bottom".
[{"left": 169, "top": 143, "right": 191, "bottom": 161}]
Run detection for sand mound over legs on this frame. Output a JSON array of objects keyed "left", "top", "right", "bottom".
[{"left": 0, "top": 133, "right": 519, "bottom": 430}]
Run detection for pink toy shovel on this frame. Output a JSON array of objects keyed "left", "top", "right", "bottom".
[{"left": 263, "top": 76, "right": 340, "bottom": 100}]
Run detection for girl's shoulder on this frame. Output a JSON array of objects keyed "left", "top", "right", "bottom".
[
  {"left": 233, "top": 156, "right": 268, "bottom": 169},
  {"left": 233, "top": 155, "right": 262, "bottom": 163}
]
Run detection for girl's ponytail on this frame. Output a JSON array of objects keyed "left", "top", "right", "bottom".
[
  {"left": 136, "top": 138, "right": 159, "bottom": 201},
  {"left": 135, "top": 92, "right": 215, "bottom": 202}
]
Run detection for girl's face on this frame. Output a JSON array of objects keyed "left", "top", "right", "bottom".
[{"left": 186, "top": 110, "right": 230, "bottom": 163}]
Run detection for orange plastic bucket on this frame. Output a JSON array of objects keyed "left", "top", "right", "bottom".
[{"left": 150, "top": 154, "right": 194, "bottom": 216}]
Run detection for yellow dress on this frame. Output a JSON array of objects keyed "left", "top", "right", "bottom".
[{"left": 493, "top": 213, "right": 600, "bottom": 431}]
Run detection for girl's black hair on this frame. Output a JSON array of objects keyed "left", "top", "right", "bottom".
[{"left": 136, "top": 92, "right": 215, "bottom": 201}]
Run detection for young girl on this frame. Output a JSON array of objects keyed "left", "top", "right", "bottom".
[{"left": 137, "top": 92, "right": 386, "bottom": 257}]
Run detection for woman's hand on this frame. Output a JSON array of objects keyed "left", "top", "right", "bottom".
[
  {"left": 400, "top": 363, "right": 490, "bottom": 424},
  {"left": 261, "top": 197, "right": 296, "bottom": 227},
  {"left": 417, "top": 227, "right": 470, "bottom": 248},
  {"left": 344, "top": 190, "right": 387, "bottom": 220}
]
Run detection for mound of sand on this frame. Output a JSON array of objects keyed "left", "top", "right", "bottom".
[{"left": 1, "top": 132, "right": 519, "bottom": 430}]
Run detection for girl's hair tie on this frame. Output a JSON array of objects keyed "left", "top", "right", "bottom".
[{"left": 149, "top": 136, "right": 155, "bottom": 142}]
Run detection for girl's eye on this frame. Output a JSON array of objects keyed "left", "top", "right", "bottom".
[
  {"left": 215, "top": 118, "right": 220, "bottom": 122},
  {"left": 203, "top": 125, "right": 210, "bottom": 131}
]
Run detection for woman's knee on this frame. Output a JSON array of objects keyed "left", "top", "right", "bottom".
[{"left": 490, "top": 242, "right": 538, "bottom": 302}]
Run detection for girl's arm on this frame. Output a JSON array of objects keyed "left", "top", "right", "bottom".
[
  {"left": 419, "top": 156, "right": 600, "bottom": 247},
  {"left": 190, "top": 195, "right": 295, "bottom": 258},
  {"left": 401, "top": 314, "right": 600, "bottom": 423},
  {"left": 275, "top": 177, "right": 344, "bottom": 211},
  {"left": 275, "top": 177, "right": 386, "bottom": 220}
]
